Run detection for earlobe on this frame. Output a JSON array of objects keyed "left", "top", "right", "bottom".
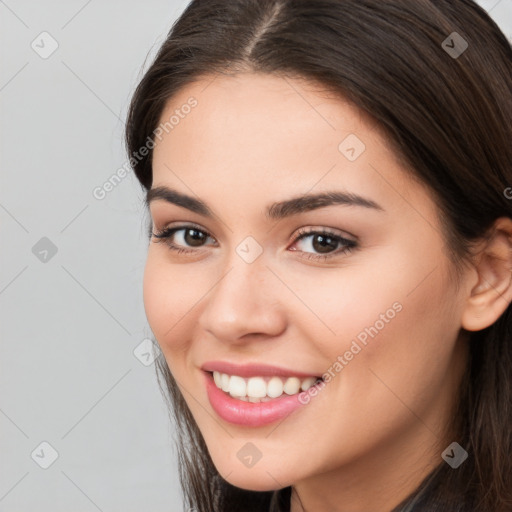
[{"left": 461, "top": 218, "right": 512, "bottom": 332}]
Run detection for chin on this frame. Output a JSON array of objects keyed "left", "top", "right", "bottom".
[{"left": 216, "top": 463, "right": 292, "bottom": 492}]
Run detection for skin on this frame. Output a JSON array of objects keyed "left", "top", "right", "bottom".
[{"left": 143, "top": 71, "right": 512, "bottom": 512}]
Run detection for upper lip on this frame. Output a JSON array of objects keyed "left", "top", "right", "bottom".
[{"left": 201, "top": 361, "right": 321, "bottom": 379}]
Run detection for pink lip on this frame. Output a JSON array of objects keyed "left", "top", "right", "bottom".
[
  {"left": 201, "top": 360, "right": 320, "bottom": 379},
  {"left": 203, "top": 371, "right": 315, "bottom": 426}
]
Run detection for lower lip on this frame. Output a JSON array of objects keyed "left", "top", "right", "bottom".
[{"left": 204, "top": 371, "right": 317, "bottom": 427}]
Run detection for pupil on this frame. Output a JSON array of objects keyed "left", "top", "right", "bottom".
[
  {"left": 185, "top": 229, "right": 206, "bottom": 246},
  {"left": 313, "top": 234, "right": 337, "bottom": 253}
]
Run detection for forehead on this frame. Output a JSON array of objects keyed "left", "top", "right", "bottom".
[
  {"left": 151, "top": 72, "right": 427, "bottom": 219},
  {"left": 154, "top": 72, "right": 379, "bottom": 160}
]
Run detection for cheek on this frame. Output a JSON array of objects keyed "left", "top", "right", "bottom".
[
  {"left": 324, "top": 254, "right": 460, "bottom": 426},
  {"left": 278, "top": 257, "right": 408, "bottom": 355},
  {"left": 285, "top": 244, "right": 460, "bottom": 389},
  {"left": 142, "top": 252, "right": 201, "bottom": 356}
]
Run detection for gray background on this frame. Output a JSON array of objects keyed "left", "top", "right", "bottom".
[{"left": 0, "top": 1, "right": 510, "bottom": 511}]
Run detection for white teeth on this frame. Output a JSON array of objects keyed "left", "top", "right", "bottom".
[
  {"left": 301, "top": 377, "right": 317, "bottom": 391},
  {"left": 283, "top": 377, "right": 301, "bottom": 395},
  {"left": 267, "top": 376, "right": 284, "bottom": 398},
  {"left": 246, "top": 377, "right": 267, "bottom": 398},
  {"left": 212, "top": 371, "right": 321, "bottom": 401},
  {"left": 220, "top": 373, "right": 230, "bottom": 392},
  {"left": 228, "top": 375, "right": 246, "bottom": 397}
]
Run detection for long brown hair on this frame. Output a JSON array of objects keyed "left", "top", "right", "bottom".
[{"left": 125, "top": 1, "right": 512, "bottom": 510}]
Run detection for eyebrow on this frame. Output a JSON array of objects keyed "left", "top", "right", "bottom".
[{"left": 146, "top": 185, "right": 384, "bottom": 220}]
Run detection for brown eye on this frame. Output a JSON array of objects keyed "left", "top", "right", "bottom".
[
  {"left": 183, "top": 228, "right": 208, "bottom": 247},
  {"left": 290, "top": 228, "right": 358, "bottom": 261},
  {"left": 152, "top": 225, "right": 216, "bottom": 254},
  {"left": 310, "top": 234, "right": 339, "bottom": 253}
]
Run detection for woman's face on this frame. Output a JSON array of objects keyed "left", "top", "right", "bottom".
[{"left": 145, "top": 72, "right": 470, "bottom": 503}]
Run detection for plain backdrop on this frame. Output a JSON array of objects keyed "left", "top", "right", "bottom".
[{"left": 1, "top": 1, "right": 511, "bottom": 511}]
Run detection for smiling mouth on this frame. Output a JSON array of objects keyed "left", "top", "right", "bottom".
[{"left": 208, "top": 370, "right": 324, "bottom": 403}]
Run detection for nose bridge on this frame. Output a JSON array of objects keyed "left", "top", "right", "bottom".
[{"left": 198, "top": 250, "right": 286, "bottom": 341}]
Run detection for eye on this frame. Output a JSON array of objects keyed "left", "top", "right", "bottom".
[
  {"left": 152, "top": 223, "right": 357, "bottom": 261},
  {"left": 289, "top": 227, "right": 357, "bottom": 261},
  {"left": 151, "top": 224, "right": 216, "bottom": 254}
]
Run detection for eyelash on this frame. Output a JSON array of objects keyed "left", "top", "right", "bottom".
[{"left": 151, "top": 224, "right": 357, "bottom": 261}]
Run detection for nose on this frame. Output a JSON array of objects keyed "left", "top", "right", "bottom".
[{"left": 198, "top": 258, "right": 287, "bottom": 344}]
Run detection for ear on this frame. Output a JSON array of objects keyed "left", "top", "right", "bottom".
[{"left": 461, "top": 217, "right": 512, "bottom": 331}]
